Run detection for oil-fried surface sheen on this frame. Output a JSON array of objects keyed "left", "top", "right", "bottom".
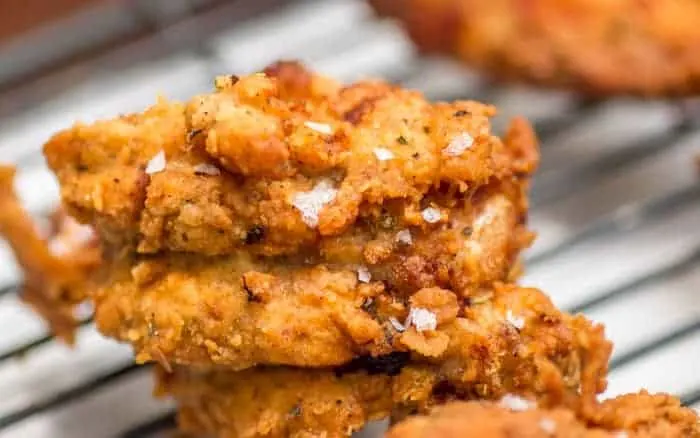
[
  {"left": 370, "top": 0, "right": 700, "bottom": 96},
  {"left": 387, "top": 394, "right": 700, "bottom": 438}
]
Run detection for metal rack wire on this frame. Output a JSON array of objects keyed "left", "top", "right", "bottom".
[{"left": 0, "top": 0, "right": 698, "bottom": 436}]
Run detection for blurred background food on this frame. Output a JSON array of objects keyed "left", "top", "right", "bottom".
[{"left": 0, "top": 1, "right": 698, "bottom": 437}]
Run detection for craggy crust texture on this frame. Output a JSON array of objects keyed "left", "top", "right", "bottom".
[
  {"left": 387, "top": 394, "right": 700, "bottom": 438},
  {"left": 369, "top": 0, "right": 700, "bottom": 97},
  {"left": 93, "top": 174, "right": 536, "bottom": 370},
  {"left": 156, "top": 356, "right": 607, "bottom": 438},
  {"left": 44, "top": 61, "right": 538, "bottom": 258},
  {"left": 0, "top": 166, "right": 100, "bottom": 342},
  {"left": 156, "top": 366, "right": 394, "bottom": 438},
  {"left": 104, "top": 280, "right": 611, "bottom": 416}
]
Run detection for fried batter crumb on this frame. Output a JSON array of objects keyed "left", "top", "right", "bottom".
[{"left": 0, "top": 166, "right": 100, "bottom": 342}]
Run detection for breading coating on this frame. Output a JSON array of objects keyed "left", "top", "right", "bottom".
[
  {"left": 0, "top": 166, "right": 100, "bottom": 342},
  {"left": 92, "top": 178, "right": 536, "bottom": 369},
  {"left": 370, "top": 0, "right": 700, "bottom": 96},
  {"left": 97, "top": 261, "right": 611, "bottom": 385},
  {"left": 156, "top": 293, "right": 611, "bottom": 438},
  {"left": 44, "top": 61, "right": 538, "bottom": 258},
  {"left": 147, "top": 282, "right": 611, "bottom": 434},
  {"left": 387, "top": 394, "right": 700, "bottom": 437}
]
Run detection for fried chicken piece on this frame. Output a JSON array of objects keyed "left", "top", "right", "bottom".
[
  {"left": 44, "top": 61, "right": 538, "bottom": 258},
  {"left": 386, "top": 393, "right": 700, "bottom": 437},
  {"left": 0, "top": 166, "right": 100, "bottom": 342},
  {"left": 106, "top": 280, "right": 611, "bottom": 418},
  {"left": 156, "top": 306, "right": 609, "bottom": 438},
  {"left": 370, "top": 0, "right": 700, "bottom": 97}
]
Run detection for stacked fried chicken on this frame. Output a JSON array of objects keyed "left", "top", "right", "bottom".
[{"left": 1, "top": 62, "right": 697, "bottom": 437}]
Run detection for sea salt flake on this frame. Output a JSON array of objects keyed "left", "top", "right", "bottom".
[
  {"left": 373, "top": 147, "right": 394, "bottom": 161},
  {"left": 395, "top": 229, "right": 413, "bottom": 245},
  {"left": 357, "top": 266, "right": 372, "bottom": 283},
  {"left": 145, "top": 150, "right": 166, "bottom": 174},
  {"left": 389, "top": 317, "right": 406, "bottom": 332},
  {"left": 304, "top": 121, "right": 333, "bottom": 135},
  {"left": 405, "top": 307, "right": 437, "bottom": 332},
  {"left": 539, "top": 418, "right": 556, "bottom": 434},
  {"left": 421, "top": 207, "right": 442, "bottom": 224},
  {"left": 499, "top": 394, "right": 535, "bottom": 412},
  {"left": 443, "top": 132, "right": 474, "bottom": 156},
  {"left": 506, "top": 309, "right": 525, "bottom": 330},
  {"left": 291, "top": 180, "right": 338, "bottom": 228},
  {"left": 193, "top": 163, "right": 221, "bottom": 176}
]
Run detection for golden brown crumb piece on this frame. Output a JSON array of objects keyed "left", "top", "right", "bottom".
[
  {"left": 0, "top": 166, "right": 100, "bottom": 342},
  {"left": 386, "top": 393, "right": 700, "bottom": 438},
  {"left": 370, "top": 0, "right": 700, "bottom": 97}
]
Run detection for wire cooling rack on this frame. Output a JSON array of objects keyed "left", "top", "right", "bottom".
[{"left": 0, "top": 0, "right": 698, "bottom": 436}]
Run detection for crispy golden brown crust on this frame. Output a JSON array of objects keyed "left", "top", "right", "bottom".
[
  {"left": 0, "top": 166, "right": 100, "bottom": 342},
  {"left": 156, "top": 366, "right": 394, "bottom": 438},
  {"left": 149, "top": 283, "right": 610, "bottom": 428},
  {"left": 97, "top": 268, "right": 611, "bottom": 400},
  {"left": 44, "top": 61, "right": 538, "bottom": 258},
  {"left": 370, "top": 0, "right": 700, "bottom": 97},
  {"left": 92, "top": 176, "right": 535, "bottom": 369},
  {"left": 157, "top": 303, "right": 610, "bottom": 438},
  {"left": 386, "top": 394, "right": 700, "bottom": 438}
]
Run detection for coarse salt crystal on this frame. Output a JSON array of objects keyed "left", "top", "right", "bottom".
[
  {"left": 291, "top": 179, "right": 338, "bottom": 228},
  {"left": 357, "top": 266, "right": 372, "bottom": 283},
  {"left": 304, "top": 121, "right": 333, "bottom": 135},
  {"left": 145, "top": 150, "right": 166, "bottom": 174},
  {"left": 614, "top": 433, "right": 628, "bottom": 438},
  {"left": 389, "top": 317, "right": 406, "bottom": 332},
  {"left": 421, "top": 207, "right": 442, "bottom": 224},
  {"left": 405, "top": 307, "right": 437, "bottom": 332},
  {"left": 373, "top": 147, "right": 394, "bottom": 161},
  {"left": 499, "top": 394, "right": 535, "bottom": 412},
  {"left": 193, "top": 163, "right": 221, "bottom": 176},
  {"left": 539, "top": 418, "right": 556, "bottom": 434},
  {"left": 443, "top": 132, "right": 474, "bottom": 156},
  {"left": 506, "top": 309, "right": 525, "bottom": 330},
  {"left": 396, "top": 229, "right": 412, "bottom": 245}
]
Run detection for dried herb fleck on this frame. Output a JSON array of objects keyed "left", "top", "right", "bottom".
[
  {"left": 187, "top": 129, "right": 203, "bottom": 142},
  {"left": 288, "top": 404, "right": 302, "bottom": 418},
  {"left": 244, "top": 225, "right": 266, "bottom": 245},
  {"left": 397, "top": 135, "right": 408, "bottom": 145},
  {"left": 242, "top": 276, "right": 260, "bottom": 303}
]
